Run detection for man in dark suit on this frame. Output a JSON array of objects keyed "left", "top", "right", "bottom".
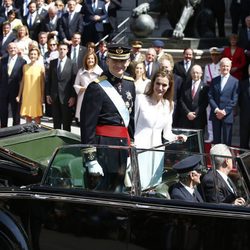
[
  {"left": 40, "top": 5, "right": 59, "bottom": 40},
  {"left": 160, "top": 58, "right": 183, "bottom": 128},
  {"left": 169, "top": 155, "right": 204, "bottom": 203},
  {"left": 201, "top": 144, "right": 245, "bottom": 205},
  {"left": 22, "top": 1, "right": 42, "bottom": 40},
  {"left": 179, "top": 64, "right": 209, "bottom": 130},
  {"left": 0, "top": 22, "right": 16, "bottom": 58},
  {"left": 58, "top": 0, "right": 83, "bottom": 45},
  {"left": 46, "top": 43, "right": 76, "bottom": 131},
  {"left": 0, "top": 0, "right": 20, "bottom": 21},
  {"left": 0, "top": 42, "right": 26, "bottom": 127},
  {"left": 208, "top": 57, "right": 239, "bottom": 146},
  {"left": 102, "top": 0, "right": 122, "bottom": 41},
  {"left": 238, "top": 64, "right": 250, "bottom": 149},
  {"left": 173, "top": 48, "right": 194, "bottom": 84},
  {"left": 38, "top": 31, "right": 48, "bottom": 58},
  {"left": 96, "top": 40, "right": 108, "bottom": 72},
  {"left": 80, "top": 44, "right": 135, "bottom": 192},
  {"left": 36, "top": 0, "right": 48, "bottom": 20},
  {"left": 81, "top": 0, "right": 107, "bottom": 45},
  {"left": 68, "top": 32, "right": 87, "bottom": 75},
  {"left": 144, "top": 47, "right": 160, "bottom": 80}
]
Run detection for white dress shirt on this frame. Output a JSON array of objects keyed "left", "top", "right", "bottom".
[
  {"left": 220, "top": 73, "right": 230, "bottom": 91},
  {"left": 57, "top": 56, "right": 67, "bottom": 72}
]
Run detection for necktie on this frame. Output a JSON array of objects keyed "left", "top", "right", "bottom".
[
  {"left": 29, "top": 14, "right": 32, "bottom": 27},
  {"left": 101, "top": 53, "right": 105, "bottom": 68},
  {"left": 248, "top": 29, "right": 250, "bottom": 41},
  {"left": 146, "top": 62, "right": 151, "bottom": 79},
  {"left": 50, "top": 18, "right": 53, "bottom": 28},
  {"left": 185, "top": 61, "right": 189, "bottom": 72},
  {"left": 73, "top": 47, "right": 77, "bottom": 62},
  {"left": 41, "top": 46, "right": 44, "bottom": 56},
  {"left": 227, "top": 177, "right": 237, "bottom": 195},
  {"left": 58, "top": 59, "right": 63, "bottom": 76},
  {"left": 192, "top": 83, "right": 196, "bottom": 99},
  {"left": 192, "top": 189, "right": 199, "bottom": 202},
  {"left": 69, "top": 13, "right": 72, "bottom": 22}
]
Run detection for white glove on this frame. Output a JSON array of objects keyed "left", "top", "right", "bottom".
[{"left": 85, "top": 160, "right": 104, "bottom": 176}]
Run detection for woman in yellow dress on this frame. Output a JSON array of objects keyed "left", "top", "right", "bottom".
[{"left": 16, "top": 47, "right": 45, "bottom": 124}]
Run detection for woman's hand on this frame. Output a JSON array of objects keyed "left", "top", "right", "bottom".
[{"left": 176, "top": 134, "right": 187, "bottom": 142}]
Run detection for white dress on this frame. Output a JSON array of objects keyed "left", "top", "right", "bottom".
[
  {"left": 134, "top": 94, "right": 177, "bottom": 190},
  {"left": 74, "top": 65, "right": 103, "bottom": 120}
]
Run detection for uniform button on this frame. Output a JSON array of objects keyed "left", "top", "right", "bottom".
[{"left": 120, "top": 139, "right": 123, "bottom": 143}]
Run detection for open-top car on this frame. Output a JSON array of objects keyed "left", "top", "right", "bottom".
[
  {"left": 0, "top": 123, "right": 80, "bottom": 186},
  {"left": 0, "top": 125, "right": 250, "bottom": 250}
]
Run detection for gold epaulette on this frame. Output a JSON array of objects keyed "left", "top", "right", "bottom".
[
  {"left": 93, "top": 75, "right": 108, "bottom": 83},
  {"left": 123, "top": 75, "right": 134, "bottom": 81}
]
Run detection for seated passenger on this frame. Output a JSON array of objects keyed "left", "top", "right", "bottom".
[
  {"left": 169, "top": 155, "right": 204, "bottom": 202},
  {"left": 201, "top": 144, "right": 245, "bottom": 205}
]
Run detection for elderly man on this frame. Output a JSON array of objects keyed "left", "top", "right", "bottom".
[
  {"left": 0, "top": 42, "right": 26, "bottom": 127},
  {"left": 179, "top": 64, "right": 209, "bottom": 130},
  {"left": 80, "top": 44, "right": 135, "bottom": 192},
  {"left": 201, "top": 144, "right": 245, "bottom": 205},
  {"left": 170, "top": 155, "right": 204, "bottom": 203},
  {"left": 144, "top": 47, "right": 160, "bottom": 79},
  {"left": 208, "top": 57, "right": 238, "bottom": 146},
  {"left": 41, "top": 5, "right": 59, "bottom": 40}
]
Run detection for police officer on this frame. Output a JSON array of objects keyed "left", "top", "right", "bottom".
[
  {"left": 80, "top": 44, "right": 135, "bottom": 192},
  {"left": 169, "top": 155, "right": 204, "bottom": 203}
]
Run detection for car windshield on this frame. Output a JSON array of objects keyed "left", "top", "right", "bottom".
[{"left": 42, "top": 129, "right": 250, "bottom": 205}]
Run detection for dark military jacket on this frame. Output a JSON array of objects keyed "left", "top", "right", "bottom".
[{"left": 80, "top": 71, "right": 135, "bottom": 146}]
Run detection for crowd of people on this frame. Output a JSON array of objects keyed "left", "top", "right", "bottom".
[{"left": 0, "top": 0, "right": 249, "bottom": 200}]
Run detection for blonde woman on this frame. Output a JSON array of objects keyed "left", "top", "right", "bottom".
[
  {"left": 14, "top": 25, "right": 32, "bottom": 56},
  {"left": 133, "top": 61, "right": 151, "bottom": 94},
  {"left": 16, "top": 47, "right": 45, "bottom": 124},
  {"left": 74, "top": 52, "right": 103, "bottom": 122}
]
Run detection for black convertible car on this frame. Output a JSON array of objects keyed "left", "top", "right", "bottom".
[{"left": 0, "top": 124, "right": 250, "bottom": 250}]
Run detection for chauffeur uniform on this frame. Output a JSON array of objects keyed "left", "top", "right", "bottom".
[
  {"left": 80, "top": 45, "right": 135, "bottom": 192},
  {"left": 170, "top": 155, "right": 204, "bottom": 203}
]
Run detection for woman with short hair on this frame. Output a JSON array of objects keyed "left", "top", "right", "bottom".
[{"left": 16, "top": 47, "right": 45, "bottom": 124}]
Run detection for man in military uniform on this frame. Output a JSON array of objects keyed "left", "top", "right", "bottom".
[{"left": 80, "top": 44, "right": 135, "bottom": 192}]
